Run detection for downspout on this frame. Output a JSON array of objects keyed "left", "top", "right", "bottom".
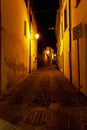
[{"left": 69, "top": 0, "right": 72, "bottom": 84}]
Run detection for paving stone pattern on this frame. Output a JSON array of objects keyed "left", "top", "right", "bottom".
[{"left": 0, "top": 66, "right": 87, "bottom": 130}]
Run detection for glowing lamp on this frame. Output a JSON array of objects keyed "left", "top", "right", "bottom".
[{"left": 35, "top": 34, "right": 39, "bottom": 39}]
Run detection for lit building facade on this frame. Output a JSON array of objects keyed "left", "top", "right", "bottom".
[
  {"left": 0, "top": 0, "right": 38, "bottom": 96},
  {"left": 43, "top": 47, "right": 54, "bottom": 66},
  {"left": 71, "top": 0, "right": 87, "bottom": 95},
  {"left": 56, "top": 0, "right": 70, "bottom": 78},
  {"left": 55, "top": 6, "right": 64, "bottom": 72},
  {"left": 56, "top": 0, "right": 87, "bottom": 96}
]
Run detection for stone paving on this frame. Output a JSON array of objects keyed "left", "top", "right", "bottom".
[
  {"left": 0, "top": 119, "right": 23, "bottom": 130},
  {"left": 0, "top": 66, "right": 87, "bottom": 129}
]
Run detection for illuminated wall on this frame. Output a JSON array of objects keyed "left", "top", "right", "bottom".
[
  {"left": 71, "top": 0, "right": 87, "bottom": 95},
  {"left": 55, "top": 5, "right": 64, "bottom": 72},
  {"left": 63, "top": 0, "right": 70, "bottom": 79},
  {"left": 56, "top": 0, "right": 70, "bottom": 79},
  {"left": 1, "top": 0, "right": 37, "bottom": 96},
  {"left": 56, "top": 0, "right": 87, "bottom": 96},
  {"left": 30, "top": 13, "right": 38, "bottom": 72}
]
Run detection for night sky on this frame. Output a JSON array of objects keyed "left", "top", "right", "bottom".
[{"left": 32, "top": 0, "right": 59, "bottom": 53}]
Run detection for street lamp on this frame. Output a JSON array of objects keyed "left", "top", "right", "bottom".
[{"left": 35, "top": 33, "right": 39, "bottom": 39}]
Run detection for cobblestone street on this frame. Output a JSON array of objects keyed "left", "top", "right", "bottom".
[{"left": 0, "top": 66, "right": 87, "bottom": 130}]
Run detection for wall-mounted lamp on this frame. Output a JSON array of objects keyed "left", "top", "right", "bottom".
[{"left": 35, "top": 33, "right": 39, "bottom": 39}]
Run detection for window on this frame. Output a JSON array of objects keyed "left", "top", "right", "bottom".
[
  {"left": 64, "top": 7, "right": 67, "bottom": 31},
  {"left": 76, "top": 0, "right": 81, "bottom": 7},
  {"left": 24, "top": 21, "right": 26, "bottom": 36}
]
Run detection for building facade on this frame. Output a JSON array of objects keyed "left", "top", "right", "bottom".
[
  {"left": 55, "top": 0, "right": 87, "bottom": 96},
  {"left": 56, "top": 0, "right": 70, "bottom": 77},
  {"left": 71, "top": 0, "right": 87, "bottom": 95},
  {"left": 43, "top": 47, "right": 54, "bottom": 66},
  {"left": 0, "top": 0, "right": 38, "bottom": 96}
]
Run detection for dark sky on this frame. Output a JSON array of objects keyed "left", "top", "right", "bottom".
[{"left": 32, "top": 0, "right": 59, "bottom": 53}]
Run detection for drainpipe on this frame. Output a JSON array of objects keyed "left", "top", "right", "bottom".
[
  {"left": 0, "top": 0, "right": 1, "bottom": 96},
  {"left": 77, "top": 39, "right": 80, "bottom": 93},
  {"left": 69, "top": 0, "right": 72, "bottom": 84}
]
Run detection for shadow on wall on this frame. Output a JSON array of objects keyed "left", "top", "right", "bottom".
[{"left": 4, "top": 57, "right": 27, "bottom": 90}]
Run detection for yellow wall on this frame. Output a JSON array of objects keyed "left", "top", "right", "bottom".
[
  {"left": 62, "top": 0, "right": 70, "bottom": 79},
  {"left": 31, "top": 38, "right": 37, "bottom": 72},
  {"left": 31, "top": 14, "right": 38, "bottom": 72},
  {"left": 56, "top": 0, "right": 87, "bottom": 96},
  {"left": 71, "top": 0, "right": 87, "bottom": 95},
  {"left": 1, "top": 0, "right": 37, "bottom": 95},
  {"left": 63, "top": 30, "right": 70, "bottom": 79}
]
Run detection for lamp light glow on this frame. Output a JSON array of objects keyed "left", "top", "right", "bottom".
[{"left": 35, "top": 34, "right": 39, "bottom": 39}]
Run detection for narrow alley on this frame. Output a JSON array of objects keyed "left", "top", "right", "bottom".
[{"left": 0, "top": 66, "right": 87, "bottom": 130}]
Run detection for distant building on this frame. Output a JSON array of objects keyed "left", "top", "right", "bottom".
[
  {"left": 55, "top": 0, "right": 87, "bottom": 96},
  {"left": 0, "top": 0, "right": 38, "bottom": 96},
  {"left": 43, "top": 47, "right": 54, "bottom": 66}
]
